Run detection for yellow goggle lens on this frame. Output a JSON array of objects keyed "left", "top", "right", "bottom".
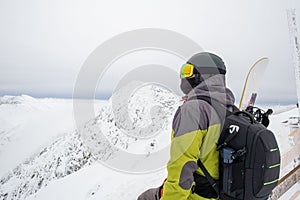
[{"left": 180, "top": 63, "right": 194, "bottom": 78}]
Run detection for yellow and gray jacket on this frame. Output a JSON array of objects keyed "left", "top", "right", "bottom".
[{"left": 161, "top": 75, "right": 235, "bottom": 200}]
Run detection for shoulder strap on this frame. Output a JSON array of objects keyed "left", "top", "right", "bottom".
[
  {"left": 188, "top": 95, "right": 234, "bottom": 196},
  {"left": 197, "top": 159, "right": 219, "bottom": 196}
]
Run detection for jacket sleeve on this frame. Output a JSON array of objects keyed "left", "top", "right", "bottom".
[{"left": 160, "top": 102, "right": 208, "bottom": 200}]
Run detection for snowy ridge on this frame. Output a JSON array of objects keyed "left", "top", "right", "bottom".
[
  {"left": 82, "top": 83, "right": 179, "bottom": 160},
  {"left": 0, "top": 95, "right": 52, "bottom": 153},
  {"left": 0, "top": 95, "right": 47, "bottom": 111},
  {"left": 0, "top": 96, "right": 48, "bottom": 155},
  {"left": 0, "top": 84, "right": 179, "bottom": 200},
  {"left": 0, "top": 95, "right": 38, "bottom": 106},
  {"left": 0, "top": 132, "right": 93, "bottom": 200}
]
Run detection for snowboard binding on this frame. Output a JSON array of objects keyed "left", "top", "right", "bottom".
[{"left": 245, "top": 106, "right": 273, "bottom": 127}]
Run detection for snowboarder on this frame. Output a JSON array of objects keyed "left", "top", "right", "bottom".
[{"left": 137, "top": 52, "right": 235, "bottom": 200}]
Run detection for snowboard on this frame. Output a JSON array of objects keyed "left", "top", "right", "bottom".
[{"left": 239, "top": 57, "right": 269, "bottom": 110}]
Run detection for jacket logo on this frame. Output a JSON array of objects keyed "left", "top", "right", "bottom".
[{"left": 229, "top": 125, "right": 240, "bottom": 134}]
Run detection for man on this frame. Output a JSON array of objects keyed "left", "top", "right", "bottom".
[{"left": 138, "top": 52, "right": 235, "bottom": 200}]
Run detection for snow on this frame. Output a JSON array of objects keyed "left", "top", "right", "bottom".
[
  {"left": 269, "top": 107, "right": 298, "bottom": 154},
  {"left": 0, "top": 87, "right": 299, "bottom": 200},
  {"left": 0, "top": 97, "right": 103, "bottom": 178},
  {"left": 279, "top": 182, "right": 300, "bottom": 200},
  {"left": 0, "top": 96, "right": 109, "bottom": 199},
  {"left": 26, "top": 163, "right": 165, "bottom": 200}
]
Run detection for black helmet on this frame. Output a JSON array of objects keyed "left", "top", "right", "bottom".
[
  {"left": 187, "top": 52, "right": 226, "bottom": 76},
  {"left": 180, "top": 52, "right": 226, "bottom": 94}
]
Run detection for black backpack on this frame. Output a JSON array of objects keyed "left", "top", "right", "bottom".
[{"left": 189, "top": 96, "right": 281, "bottom": 200}]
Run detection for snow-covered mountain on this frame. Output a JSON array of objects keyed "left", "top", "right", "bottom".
[
  {"left": 82, "top": 83, "right": 179, "bottom": 162},
  {"left": 0, "top": 131, "right": 93, "bottom": 200},
  {"left": 0, "top": 86, "right": 299, "bottom": 200},
  {"left": 0, "top": 95, "right": 38, "bottom": 106},
  {"left": 0, "top": 83, "right": 179, "bottom": 200}
]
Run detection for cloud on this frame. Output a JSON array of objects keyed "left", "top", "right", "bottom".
[{"left": 0, "top": 0, "right": 299, "bottom": 103}]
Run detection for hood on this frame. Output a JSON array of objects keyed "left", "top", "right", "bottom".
[{"left": 187, "top": 74, "right": 235, "bottom": 106}]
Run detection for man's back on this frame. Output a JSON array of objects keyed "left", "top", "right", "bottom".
[
  {"left": 138, "top": 52, "right": 235, "bottom": 200},
  {"left": 161, "top": 74, "right": 235, "bottom": 200}
]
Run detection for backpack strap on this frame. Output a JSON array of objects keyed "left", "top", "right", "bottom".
[
  {"left": 196, "top": 159, "right": 219, "bottom": 196},
  {"left": 187, "top": 95, "right": 234, "bottom": 197}
]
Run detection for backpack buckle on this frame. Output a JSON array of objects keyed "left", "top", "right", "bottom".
[
  {"left": 232, "top": 147, "right": 247, "bottom": 159},
  {"left": 216, "top": 142, "right": 227, "bottom": 151},
  {"left": 191, "top": 185, "right": 196, "bottom": 194}
]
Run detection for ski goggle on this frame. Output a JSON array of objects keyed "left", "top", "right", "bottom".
[{"left": 180, "top": 63, "right": 195, "bottom": 79}]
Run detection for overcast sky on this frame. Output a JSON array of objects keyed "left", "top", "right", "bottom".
[{"left": 0, "top": 0, "right": 299, "bottom": 104}]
